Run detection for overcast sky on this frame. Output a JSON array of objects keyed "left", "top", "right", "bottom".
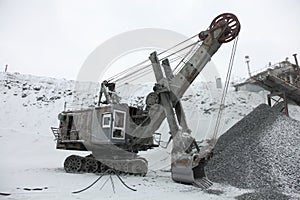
[{"left": 0, "top": 0, "right": 299, "bottom": 82}]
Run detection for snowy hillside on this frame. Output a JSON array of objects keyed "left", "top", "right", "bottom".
[{"left": 0, "top": 72, "right": 299, "bottom": 199}]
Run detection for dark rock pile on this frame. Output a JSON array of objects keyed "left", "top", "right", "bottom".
[{"left": 206, "top": 104, "right": 300, "bottom": 198}]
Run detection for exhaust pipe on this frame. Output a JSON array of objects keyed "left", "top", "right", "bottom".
[{"left": 293, "top": 53, "right": 299, "bottom": 67}]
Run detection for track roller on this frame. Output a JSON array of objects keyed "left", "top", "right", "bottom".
[
  {"left": 82, "top": 157, "right": 99, "bottom": 173},
  {"left": 64, "top": 155, "right": 82, "bottom": 173}
]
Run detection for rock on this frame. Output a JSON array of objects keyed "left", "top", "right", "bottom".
[
  {"left": 33, "top": 86, "right": 41, "bottom": 91},
  {"left": 49, "top": 96, "right": 61, "bottom": 101}
]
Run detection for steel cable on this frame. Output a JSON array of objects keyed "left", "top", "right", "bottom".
[
  {"left": 211, "top": 36, "right": 239, "bottom": 143},
  {"left": 113, "top": 41, "right": 200, "bottom": 84},
  {"left": 107, "top": 35, "right": 199, "bottom": 83},
  {"left": 117, "top": 52, "right": 191, "bottom": 86}
]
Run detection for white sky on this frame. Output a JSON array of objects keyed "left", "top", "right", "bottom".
[{"left": 0, "top": 0, "right": 299, "bottom": 82}]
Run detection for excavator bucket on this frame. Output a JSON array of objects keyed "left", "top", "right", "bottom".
[
  {"left": 171, "top": 133, "right": 213, "bottom": 189},
  {"left": 171, "top": 156, "right": 212, "bottom": 189}
]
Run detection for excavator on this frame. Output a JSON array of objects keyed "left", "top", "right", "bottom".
[{"left": 52, "top": 13, "right": 240, "bottom": 188}]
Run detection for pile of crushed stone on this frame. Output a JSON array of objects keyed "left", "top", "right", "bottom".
[{"left": 206, "top": 104, "right": 300, "bottom": 198}]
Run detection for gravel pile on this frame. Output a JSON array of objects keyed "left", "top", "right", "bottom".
[{"left": 206, "top": 104, "right": 300, "bottom": 197}]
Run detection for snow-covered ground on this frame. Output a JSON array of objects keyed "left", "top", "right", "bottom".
[{"left": 0, "top": 72, "right": 299, "bottom": 199}]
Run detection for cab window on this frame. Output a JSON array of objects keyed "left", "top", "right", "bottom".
[{"left": 102, "top": 113, "right": 111, "bottom": 128}]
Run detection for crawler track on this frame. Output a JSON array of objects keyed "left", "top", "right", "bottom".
[{"left": 63, "top": 155, "right": 148, "bottom": 176}]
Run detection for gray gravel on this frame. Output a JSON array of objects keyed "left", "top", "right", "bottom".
[
  {"left": 206, "top": 104, "right": 300, "bottom": 198},
  {"left": 235, "top": 190, "right": 291, "bottom": 200}
]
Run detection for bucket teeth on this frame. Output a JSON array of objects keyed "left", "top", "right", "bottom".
[{"left": 193, "top": 177, "right": 213, "bottom": 189}]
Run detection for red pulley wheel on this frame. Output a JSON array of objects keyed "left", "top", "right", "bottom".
[{"left": 209, "top": 13, "right": 241, "bottom": 43}]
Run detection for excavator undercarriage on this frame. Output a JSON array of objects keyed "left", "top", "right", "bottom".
[{"left": 63, "top": 154, "right": 148, "bottom": 176}]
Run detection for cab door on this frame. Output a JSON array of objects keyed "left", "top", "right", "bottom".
[{"left": 112, "top": 110, "right": 126, "bottom": 142}]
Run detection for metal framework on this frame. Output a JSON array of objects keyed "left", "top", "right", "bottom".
[{"left": 249, "top": 61, "right": 300, "bottom": 116}]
